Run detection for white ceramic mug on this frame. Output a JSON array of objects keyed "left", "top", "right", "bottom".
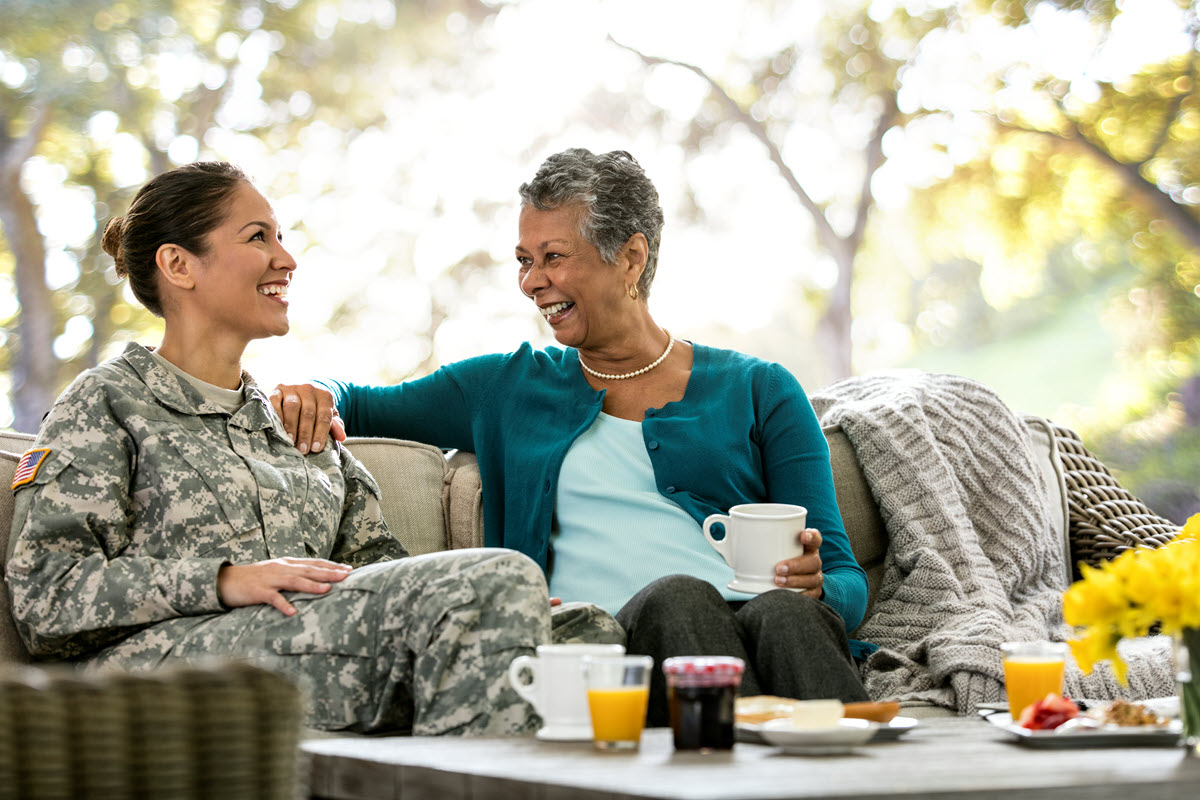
[
  {"left": 702, "top": 503, "right": 808, "bottom": 593},
  {"left": 508, "top": 643, "right": 626, "bottom": 741}
]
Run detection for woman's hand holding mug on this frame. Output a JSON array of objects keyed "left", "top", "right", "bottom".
[
  {"left": 774, "top": 528, "right": 824, "bottom": 598},
  {"left": 702, "top": 503, "right": 823, "bottom": 598}
]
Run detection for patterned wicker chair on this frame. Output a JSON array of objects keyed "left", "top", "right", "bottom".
[
  {"left": 0, "top": 661, "right": 303, "bottom": 800},
  {"left": 1052, "top": 423, "right": 1183, "bottom": 579}
]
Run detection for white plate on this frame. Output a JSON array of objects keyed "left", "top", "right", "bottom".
[
  {"left": 536, "top": 723, "right": 593, "bottom": 742},
  {"left": 759, "top": 718, "right": 878, "bottom": 754},
  {"left": 984, "top": 712, "right": 1182, "bottom": 749},
  {"left": 738, "top": 716, "right": 915, "bottom": 745},
  {"left": 868, "top": 716, "right": 919, "bottom": 742}
]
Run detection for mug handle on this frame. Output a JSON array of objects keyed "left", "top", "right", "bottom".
[
  {"left": 508, "top": 655, "right": 540, "bottom": 710},
  {"left": 702, "top": 514, "right": 734, "bottom": 567}
]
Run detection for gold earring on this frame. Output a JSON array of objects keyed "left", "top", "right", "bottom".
[{"left": 627, "top": 283, "right": 639, "bottom": 300}]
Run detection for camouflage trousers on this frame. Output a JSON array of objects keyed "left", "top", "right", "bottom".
[
  {"left": 549, "top": 601, "right": 625, "bottom": 646},
  {"left": 88, "top": 548, "right": 551, "bottom": 736}
]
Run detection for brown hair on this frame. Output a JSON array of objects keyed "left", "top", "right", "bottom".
[{"left": 101, "top": 162, "right": 249, "bottom": 316}]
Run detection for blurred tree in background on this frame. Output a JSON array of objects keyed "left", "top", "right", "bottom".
[
  {"left": 604, "top": 0, "right": 1198, "bottom": 521},
  {"left": 914, "top": 0, "right": 1200, "bottom": 522},
  {"left": 0, "top": 0, "right": 495, "bottom": 431},
  {"left": 1, "top": 0, "right": 1197, "bottom": 520}
]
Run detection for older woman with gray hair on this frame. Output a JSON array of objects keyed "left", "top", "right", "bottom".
[{"left": 274, "top": 148, "right": 871, "bottom": 724}]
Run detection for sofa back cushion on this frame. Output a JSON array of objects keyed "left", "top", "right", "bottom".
[
  {"left": 1021, "top": 414, "right": 1072, "bottom": 584},
  {"left": 1, "top": 430, "right": 36, "bottom": 664},
  {"left": 823, "top": 426, "right": 888, "bottom": 627},
  {"left": 444, "top": 450, "right": 484, "bottom": 550},
  {"left": 341, "top": 437, "right": 451, "bottom": 556}
]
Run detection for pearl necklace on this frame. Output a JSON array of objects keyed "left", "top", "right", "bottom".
[{"left": 579, "top": 330, "right": 675, "bottom": 381}]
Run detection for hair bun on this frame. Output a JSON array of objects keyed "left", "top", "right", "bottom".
[{"left": 102, "top": 216, "right": 126, "bottom": 275}]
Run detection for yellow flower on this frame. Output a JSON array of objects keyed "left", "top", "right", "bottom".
[
  {"left": 1065, "top": 517, "right": 1200, "bottom": 683},
  {"left": 1120, "top": 556, "right": 1159, "bottom": 603},
  {"left": 1063, "top": 563, "right": 1125, "bottom": 627},
  {"left": 1182, "top": 512, "right": 1199, "bottom": 540},
  {"left": 1069, "top": 627, "right": 1119, "bottom": 677}
]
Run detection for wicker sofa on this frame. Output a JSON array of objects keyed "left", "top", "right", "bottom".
[
  {"left": 1, "top": 413, "right": 1183, "bottom": 795},
  {"left": 2, "top": 417, "right": 1177, "bottom": 669}
]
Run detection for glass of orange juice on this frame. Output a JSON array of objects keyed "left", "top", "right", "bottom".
[
  {"left": 582, "top": 654, "right": 653, "bottom": 751},
  {"left": 1000, "top": 641, "right": 1069, "bottom": 719}
]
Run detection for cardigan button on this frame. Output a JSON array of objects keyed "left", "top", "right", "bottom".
[
  {"left": 647, "top": 440, "right": 659, "bottom": 450},
  {"left": 544, "top": 480, "right": 551, "bottom": 493},
  {"left": 665, "top": 486, "right": 676, "bottom": 494}
]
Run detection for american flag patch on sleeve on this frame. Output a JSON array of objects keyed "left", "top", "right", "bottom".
[{"left": 11, "top": 448, "right": 51, "bottom": 490}]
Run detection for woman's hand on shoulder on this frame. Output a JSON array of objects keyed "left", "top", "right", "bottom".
[
  {"left": 270, "top": 383, "right": 346, "bottom": 454},
  {"left": 774, "top": 529, "right": 824, "bottom": 599},
  {"left": 217, "top": 557, "right": 353, "bottom": 616}
]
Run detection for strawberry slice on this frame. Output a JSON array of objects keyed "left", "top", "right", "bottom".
[{"left": 1017, "top": 694, "right": 1080, "bottom": 730}]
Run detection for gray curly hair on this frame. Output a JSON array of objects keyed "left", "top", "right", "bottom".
[{"left": 518, "top": 148, "right": 665, "bottom": 299}]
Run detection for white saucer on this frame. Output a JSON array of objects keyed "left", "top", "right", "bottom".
[
  {"left": 536, "top": 724, "right": 593, "bottom": 742},
  {"left": 759, "top": 718, "right": 878, "bottom": 754},
  {"left": 726, "top": 578, "right": 781, "bottom": 594}
]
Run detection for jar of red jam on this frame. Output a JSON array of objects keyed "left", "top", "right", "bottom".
[{"left": 662, "top": 656, "right": 745, "bottom": 751}]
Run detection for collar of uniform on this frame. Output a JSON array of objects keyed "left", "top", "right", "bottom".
[
  {"left": 121, "top": 343, "right": 291, "bottom": 441},
  {"left": 120, "top": 342, "right": 227, "bottom": 417},
  {"left": 117, "top": 342, "right": 253, "bottom": 421},
  {"left": 239, "top": 380, "right": 295, "bottom": 441}
]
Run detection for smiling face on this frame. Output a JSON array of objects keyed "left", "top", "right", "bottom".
[
  {"left": 189, "top": 182, "right": 296, "bottom": 343},
  {"left": 515, "top": 204, "right": 633, "bottom": 350}
]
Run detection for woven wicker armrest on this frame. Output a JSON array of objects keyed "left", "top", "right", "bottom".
[
  {"left": 0, "top": 661, "right": 303, "bottom": 800},
  {"left": 1050, "top": 422, "right": 1182, "bottom": 579}
]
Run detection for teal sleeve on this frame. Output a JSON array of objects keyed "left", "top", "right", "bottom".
[
  {"left": 315, "top": 354, "right": 505, "bottom": 451},
  {"left": 761, "top": 364, "right": 868, "bottom": 632}
]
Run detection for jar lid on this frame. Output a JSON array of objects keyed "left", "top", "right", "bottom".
[{"left": 662, "top": 656, "right": 745, "bottom": 685}]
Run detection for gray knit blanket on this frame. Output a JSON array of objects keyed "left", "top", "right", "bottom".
[{"left": 811, "top": 372, "right": 1175, "bottom": 713}]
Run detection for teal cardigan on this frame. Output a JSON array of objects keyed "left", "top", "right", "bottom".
[{"left": 320, "top": 342, "right": 869, "bottom": 634}]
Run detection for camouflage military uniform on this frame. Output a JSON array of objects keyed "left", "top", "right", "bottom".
[{"left": 6, "top": 342, "right": 551, "bottom": 735}]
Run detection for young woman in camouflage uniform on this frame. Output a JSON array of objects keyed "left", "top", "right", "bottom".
[{"left": 5, "top": 162, "right": 551, "bottom": 735}]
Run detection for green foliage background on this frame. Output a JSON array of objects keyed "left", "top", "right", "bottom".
[{"left": 1, "top": 0, "right": 1197, "bottom": 522}]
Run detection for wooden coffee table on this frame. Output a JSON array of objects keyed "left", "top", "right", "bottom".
[{"left": 304, "top": 716, "right": 1200, "bottom": 800}]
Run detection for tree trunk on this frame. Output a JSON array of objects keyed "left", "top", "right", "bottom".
[
  {"left": 0, "top": 167, "right": 58, "bottom": 432},
  {"left": 610, "top": 38, "right": 882, "bottom": 383},
  {"left": 816, "top": 243, "right": 854, "bottom": 383}
]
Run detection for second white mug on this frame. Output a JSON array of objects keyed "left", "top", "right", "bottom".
[
  {"left": 702, "top": 503, "right": 808, "bottom": 593},
  {"left": 508, "top": 643, "right": 626, "bottom": 741}
]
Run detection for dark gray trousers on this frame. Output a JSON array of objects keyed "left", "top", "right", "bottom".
[{"left": 615, "top": 574, "right": 869, "bottom": 726}]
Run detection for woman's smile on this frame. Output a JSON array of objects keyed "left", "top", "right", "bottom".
[
  {"left": 540, "top": 301, "right": 575, "bottom": 324},
  {"left": 258, "top": 280, "right": 290, "bottom": 306}
]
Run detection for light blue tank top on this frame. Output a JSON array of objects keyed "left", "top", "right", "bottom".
[{"left": 548, "top": 412, "right": 754, "bottom": 615}]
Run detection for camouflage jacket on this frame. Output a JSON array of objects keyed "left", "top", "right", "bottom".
[{"left": 6, "top": 342, "right": 407, "bottom": 660}]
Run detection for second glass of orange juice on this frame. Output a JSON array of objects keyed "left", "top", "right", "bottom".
[
  {"left": 1000, "top": 641, "right": 1068, "bottom": 718},
  {"left": 582, "top": 654, "right": 653, "bottom": 751}
]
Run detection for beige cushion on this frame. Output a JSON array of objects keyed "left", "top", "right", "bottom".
[
  {"left": 342, "top": 437, "right": 450, "bottom": 556},
  {"left": 0, "top": 430, "right": 34, "bottom": 457},
  {"left": 445, "top": 451, "right": 484, "bottom": 550},
  {"left": 1020, "top": 414, "right": 1072, "bottom": 584},
  {"left": 824, "top": 426, "right": 888, "bottom": 633},
  {"left": 1, "top": 441, "right": 35, "bottom": 664}
]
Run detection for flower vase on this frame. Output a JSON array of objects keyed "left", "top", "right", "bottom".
[{"left": 1179, "top": 627, "right": 1200, "bottom": 757}]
